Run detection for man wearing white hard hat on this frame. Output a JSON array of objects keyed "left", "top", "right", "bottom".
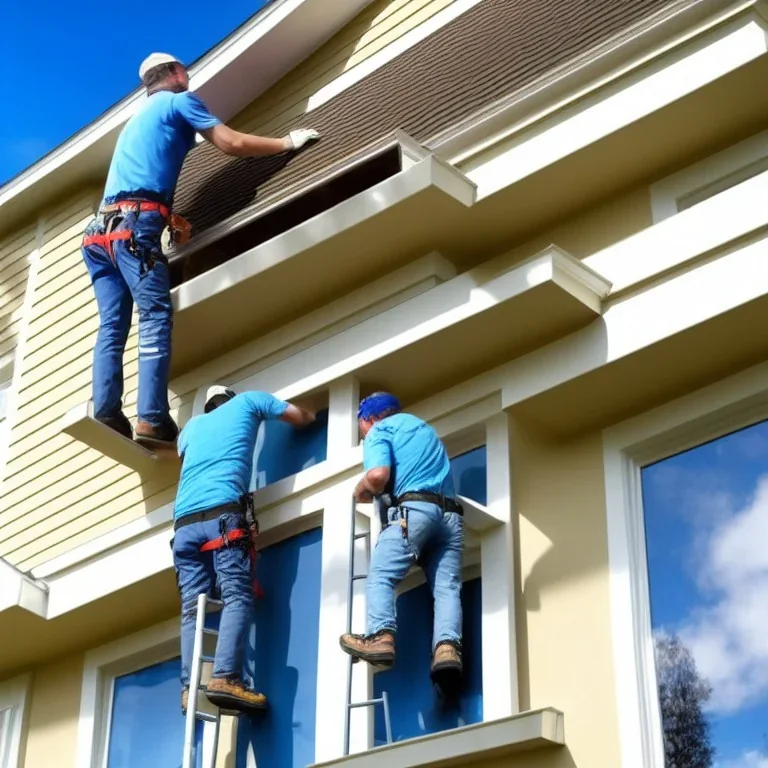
[
  {"left": 171, "top": 385, "right": 315, "bottom": 714},
  {"left": 81, "top": 53, "right": 320, "bottom": 449}
]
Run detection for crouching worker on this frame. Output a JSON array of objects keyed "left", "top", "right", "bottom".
[
  {"left": 173, "top": 385, "right": 315, "bottom": 715},
  {"left": 339, "top": 392, "right": 465, "bottom": 684}
]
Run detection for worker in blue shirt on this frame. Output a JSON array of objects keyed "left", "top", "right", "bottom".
[
  {"left": 172, "top": 385, "right": 315, "bottom": 715},
  {"left": 81, "top": 52, "right": 319, "bottom": 448},
  {"left": 339, "top": 392, "right": 465, "bottom": 682}
]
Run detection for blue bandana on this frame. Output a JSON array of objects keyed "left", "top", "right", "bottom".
[{"left": 357, "top": 392, "right": 401, "bottom": 421}]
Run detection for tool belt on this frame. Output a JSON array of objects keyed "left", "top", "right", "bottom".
[
  {"left": 175, "top": 496, "right": 264, "bottom": 598},
  {"left": 395, "top": 491, "right": 463, "bottom": 515}
]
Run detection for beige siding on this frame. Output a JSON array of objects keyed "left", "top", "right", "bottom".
[
  {"left": 0, "top": 191, "right": 188, "bottom": 571},
  {"left": 234, "top": 0, "right": 461, "bottom": 135},
  {"left": 0, "top": 223, "right": 36, "bottom": 370},
  {"left": 21, "top": 655, "right": 83, "bottom": 768},
  {"left": 511, "top": 417, "right": 621, "bottom": 768}
]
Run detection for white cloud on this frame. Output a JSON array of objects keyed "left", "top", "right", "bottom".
[
  {"left": 674, "top": 475, "right": 768, "bottom": 714},
  {"left": 717, "top": 750, "right": 768, "bottom": 768}
]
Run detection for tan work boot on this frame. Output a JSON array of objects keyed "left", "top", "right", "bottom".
[
  {"left": 430, "top": 641, "right": 463, "bottom": 679},
  {"left": 339, "top": 631, "right": 395, "bottom": 667},
  {"left": 181, "top": 688, "right": 189, "bottom": 715},
  {"left": 205, "top": 677, "right": 268, "bottom": 713},
  {"left": 135, "top": 418, "right": 179, "bottom": 449}
]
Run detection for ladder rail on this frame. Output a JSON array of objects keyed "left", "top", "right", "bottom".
[
  {"left": 182, "top": 593, "right": 226, "bottom": 768},
  {"left": 343, "top": 497, "right": 393, "bottom": 756}
]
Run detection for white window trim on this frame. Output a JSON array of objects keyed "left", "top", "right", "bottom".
[
  {"left": 650, "top": 127, "right": 768, "bottom": 223},
  {"left": 0, "top": 674, "right": 30, "bottom": 768},
  {"left": 602, "top": 356, "right": 768, "bottom": 768}
]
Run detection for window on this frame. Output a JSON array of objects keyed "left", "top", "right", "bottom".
[
  {"left": 603, "top": 360, "right": 768, "bottom": 768},
  {"left": 0, "top": 675, "right": 29, "bottom": 768},
  {"left": 250, "top": 408, "right": 329, "bottom": 490},
  {"left": 372, "top": 446, "right": 487, "bottom": 744},
  {"left": 106, "top": 658, "right": 205, "bottom": 768},
  {"left": 641, "top": 421, "right": 768, "bottom": 767},
  {"left": 236, "top": 527, "right": 323, "bottom": 768},
  {"left": 650, "top": 129, "right": 768, "bottom": 223}
]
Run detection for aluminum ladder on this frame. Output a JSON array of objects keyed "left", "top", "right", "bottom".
[
  {"left": 182, "top": 593, "right": 228, "bottom": 768},
  {"left": 343, "top": 497, "right": 393, "bottom": 755}
]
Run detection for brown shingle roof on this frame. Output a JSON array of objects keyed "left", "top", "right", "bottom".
[{"left": 173, "top": 0, "right": 677, "bottom": 236}]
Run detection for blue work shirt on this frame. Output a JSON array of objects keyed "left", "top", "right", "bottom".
[
  {"left": 174, "top": 392, "right": 289, "bottom": 520},
  {"left": 103, "top": 90, "right": 221, "bottom": 204},
  {"left": 363, "top": 412, "right": 455, "bottom": 499}
]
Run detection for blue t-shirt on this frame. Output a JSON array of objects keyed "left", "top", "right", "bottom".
[
  {"left": 174, "top": 392, "right": 289, "bottom": 520},
  {"left": 363, "top": 412, "right": 455, "bottom": 499},
  {"left": 103, "top": 90, "right": 221, "bottom": 204}
]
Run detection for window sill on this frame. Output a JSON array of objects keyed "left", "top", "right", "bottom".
[
  {"left": 60, "top": 401, "right": 180, "bottom": 474},
  {"left": 312, "top": 708, "right": 565, "bottom": 768}
]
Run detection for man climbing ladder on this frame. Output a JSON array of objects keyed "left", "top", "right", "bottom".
[
  {"left": 81, "top": 52, "right": 319, "bottom": 448},
  {"left": 172, "top": 385, "right": 315, "bottom": 714}
]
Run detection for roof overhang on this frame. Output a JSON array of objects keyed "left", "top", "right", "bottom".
[
  {"left": 0, "top": 0, "right": 377, "bottom": 237},
  {"left": 170, "top": 137, "right": 477, "bottom": 373}
]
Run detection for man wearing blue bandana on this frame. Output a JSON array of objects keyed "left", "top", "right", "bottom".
[{"left": 339, "top": 391, "right": 464, "bottom": 681}]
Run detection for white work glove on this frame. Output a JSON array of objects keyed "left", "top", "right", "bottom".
[{"left": 283, "top": 128, "right": 320, "bottom": 151}]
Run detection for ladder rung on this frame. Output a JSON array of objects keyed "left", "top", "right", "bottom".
[
  {"left": 203, "top": 627, "right": 219, "bottom": 636},
  {"left": 200, "top": 655, "right": 215, "bottom": 664},
  {"left": 351, "top": 574, "right": 367, "bottom": 582},
  {"left": 206, "top": 598, "right": 223, "bottom": 609},
  {"left": 354, "top": 532, "right": 368, "bottom": 540},
  {"left": 195, "top": 711, "right": 219, "bottom": 723},
  {"left": 349, "top": 698, "right": 384, "bottom": 710}
]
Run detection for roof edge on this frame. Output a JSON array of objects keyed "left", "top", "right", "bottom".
[{"left": 0, "top": 0, "right": 376, "bottom": 234}]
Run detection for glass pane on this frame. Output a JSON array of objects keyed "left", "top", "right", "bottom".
[
  {"left": 373, "top": 577, "right": 482, "bottom": 744},
  {"left": 642, "top": 419, "right": 768, "bottom": 766},
  {"left": 250, "top": 408, "right": 328, "bottom": 490},
  {"left": 450, "top": 446, "right": 487, "bottom": 505},
  {"left": 236, "top": 527, "right": 323, "bottom": 768},
  {"left": 107, "top": 657, "right": 203, "bottom": 768}
]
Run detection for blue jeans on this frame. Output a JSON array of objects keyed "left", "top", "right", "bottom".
[
  {"left": 172, "top": 512, "right": 254, "bottom": 689},
  {"left": 81, "top": 209, "right": 172, "bottom": 426},
  {"left": 366, "top": 501, "right": 464, "bottom": 648}
]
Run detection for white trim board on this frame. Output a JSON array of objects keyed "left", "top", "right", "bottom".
[
  {"left": 0, "top": 674, "right": 30, "bottom": 768},
  {"left": 459, "top": 6, "right": 768, "bottom": 201},
  {"left": 650, "top": 127, "right": 768, "bottom": 222},
  {"left": 602, "top": 357, "right": 768, "bottom": 768}
]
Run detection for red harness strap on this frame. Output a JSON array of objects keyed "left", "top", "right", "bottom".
[
  {"left": 200, "top": 528, "right": 264, "bottom": 599},
  {"left": 82, "top": 230, "right": 132, "bottom": 260}
]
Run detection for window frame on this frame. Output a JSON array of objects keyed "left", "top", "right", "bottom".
[
  {"left": 649, "top": 128, "right": 768, "bottom": 223},
  {"left": 602, "top": 357, "right": 768, "bottom": 768},
  {"left": 0, "top": 674, "right": 30, "bottom": 768}
]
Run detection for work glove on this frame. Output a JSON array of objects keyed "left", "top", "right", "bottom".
[{"left": 282, "top": 128, "right": 320, "bottom": 151}]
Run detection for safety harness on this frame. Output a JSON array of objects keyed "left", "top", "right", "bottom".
[
  {"left": 82, "top": 199, "right": 192, "bottom": 261},
  {"left": 174, "top": 495, "right": 264, "bottom": 598}
]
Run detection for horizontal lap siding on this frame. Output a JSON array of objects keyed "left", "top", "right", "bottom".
[
  {"left": 234, "top": 0, "right": 459, "bottom": 136},
  {"left": 0, "top": 192, "right": 190, "bottom": 571},
  {"left": 0, "top": 224, "right": 36, "bottom": 370}
]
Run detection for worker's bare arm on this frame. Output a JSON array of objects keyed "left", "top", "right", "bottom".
[
  {"left": 354, "top": 466, "right": 390, "bottom": 503},
  {"left": 279, "top": 403, "right": 316, "bottom": 428},
  {"left": 201, "top": 124, "right": 287, "bottom": 157},
  {"left": 201, "top": 125, "right": 319, "bottom": 158}
]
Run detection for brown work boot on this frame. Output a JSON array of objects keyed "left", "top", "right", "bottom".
[
  {"left": 181, "top": 688, "right": 189, "bottom": 716},
  {"left": 135, "top": 418, "right": 178, "bottom": 449},
  {"left": 430, "top": 641, "right": 463, "bottom": 680},
  {"left": 97, "top": 412, "right": 132, "bottom": 440},
  {"left": 205, "top": 677, "right": 268, "bottom": 713},
  {"left": 339, "top": 630, "right": 395, "bottom": 667}
]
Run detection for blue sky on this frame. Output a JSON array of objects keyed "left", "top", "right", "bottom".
[
  {"left": 643, "top": 420, "right": 768, "bottom": 768},
  {"left": 0, "top": 1, "right": 270, "bottom": 186}
]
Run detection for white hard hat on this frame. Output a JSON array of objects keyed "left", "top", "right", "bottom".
[
  {"left": 205, "top": 385, "right": 236, "bottom": 404},
  {"left": 139, "top": 52, "right": 183, "bottom": 80}
]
